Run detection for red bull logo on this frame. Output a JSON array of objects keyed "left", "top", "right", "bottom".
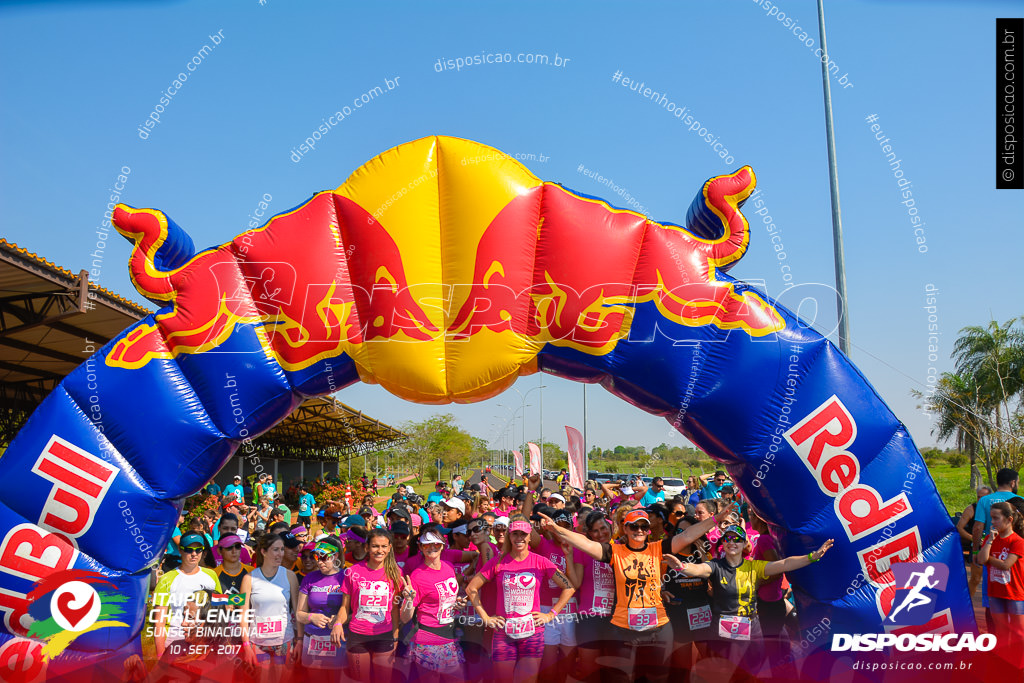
[{"left": 107, "top": 136, "right": 783, "bottom": 403}]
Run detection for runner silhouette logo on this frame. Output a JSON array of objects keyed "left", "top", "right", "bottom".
[{"left": 887, "top": 562, "right": 949, "bottom": 626}]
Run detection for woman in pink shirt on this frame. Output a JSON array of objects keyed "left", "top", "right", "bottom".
[
  {"left": 401, "top": 528, "right": 466, "bottom": 681},
  {"left": 465, "top": 515, "right": 574, "bottom": 683},
  {"left": 334, "top": 529, "right": 403, "bottom": 683}
]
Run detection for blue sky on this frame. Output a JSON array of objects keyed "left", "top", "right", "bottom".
[{"left": 1, "top": 0, "right": 1020, "bottom": 460}]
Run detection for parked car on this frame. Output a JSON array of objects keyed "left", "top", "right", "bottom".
[
  {"left": 641, "top": 476, "right": 653, "bottom": 486},
  {"left": 661, "top": 478, "right": 686, "bottom": 497}
]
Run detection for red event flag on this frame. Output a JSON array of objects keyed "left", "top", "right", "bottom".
[
  {"left": 513, "top": 450, "right": 524, "bottom": 478},
  {"left": 565, "top": 426, "right": 585, "bottom": 489},
  {"left": 527, "top": 442, "right": 541, "bottom": 475}
]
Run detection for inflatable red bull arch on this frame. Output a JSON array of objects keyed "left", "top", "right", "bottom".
[{"left": 0, "top": 136, "right": 972, "bottom": 673}]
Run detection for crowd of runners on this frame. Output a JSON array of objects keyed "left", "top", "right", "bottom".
[{"left": 141, "top": 466, "right": 1024, "bottom": 682}]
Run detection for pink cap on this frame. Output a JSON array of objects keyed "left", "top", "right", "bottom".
[{"left": 510, "top": 520, "right": 532, "bottom": 534}]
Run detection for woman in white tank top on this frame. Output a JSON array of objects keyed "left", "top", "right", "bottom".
[{"left": 241, "top": 533, "right": 301, "bottom": 673}]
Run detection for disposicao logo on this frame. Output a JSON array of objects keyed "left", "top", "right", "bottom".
[
  {"left": 25, "top": 569, "right": 130, "bottom": 660},
  {"left": 832, "top": 562, "right": 994, "bottom": 653},
  {"left": 887, "top": 562, "right": 948, "bottom": 626}
]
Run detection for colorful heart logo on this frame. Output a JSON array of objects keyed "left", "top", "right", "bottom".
[{"left": 50, "top": 582, "right": 100, "bottom": 632}]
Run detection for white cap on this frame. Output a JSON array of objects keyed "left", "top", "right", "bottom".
[
  {"left": 419, "top": 530, "right": 447, "bottom": 546},
  {"left": 621, "top": 486, "right": 635, "bottom": 495},
  {"left": 442, "top": 498, "right": 466, "bottom": 514},
  {"left": 549, "top": 493, "right": 566, "bottom": 503},
  {"left": 494, "top": 517, "right": 510, "bottom": 527},
  {"left": 406, "top": 486, "right": 415, "bottom": 493}
]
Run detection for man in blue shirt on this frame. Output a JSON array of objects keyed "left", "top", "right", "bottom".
[
  {"left": 223, "top": 475, "right": 244, "bottom": 504},
  {"left": 297, "top": 484, "right": 316, "bottom": 527},
  {"left": 700, "top": 471, "right": 729, "bottom": 499},
  {"left": 205, "top": 480, "right": 221, "bottom": 496},
  {"left": 638, "top": 477, "right": 667, "bottom": 506}
]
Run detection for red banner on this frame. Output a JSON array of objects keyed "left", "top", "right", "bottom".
[{"left": 565, "top": 426, "right": 585, "bottom": 489}]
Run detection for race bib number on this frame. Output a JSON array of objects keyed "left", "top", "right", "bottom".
[
  {"left": 356, "top": 581, "right": 391, "bottom": 624},
  {"left": 438, "top": 596, "right": 457, "bottom": 624},
  {"left": 307, "top": 635, "right": 337, "bottom": 656},
  {"left": 300, "top": 503, "right": 309, "bottom": 513},
  {"left": 504, "top": 615, "right": 536, "bottom": 640},
  {"left": 687, "top": 605, "right": 712, "bottom": 631},
  {"left": 718, "top": 615, "right": 751, "bottom": 641},
  {"left": 255, "top": 616, "right": 285, "bottom": 644},
  {"left": 992, "top": 567, "right": 1011, "bottom": 585},
  {"left": 591, "top": 595, "right": 614, "bottom": 615},
  {"left": 627, "top": 607, "right": 657, "bottom": 631}
]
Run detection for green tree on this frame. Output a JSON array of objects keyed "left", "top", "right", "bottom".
[
  {"left": 396, "top": 414, "right": 477, "bottom": 483},
  {"left": 953, "top": 319, "right": 1024, "bottom": 478}
]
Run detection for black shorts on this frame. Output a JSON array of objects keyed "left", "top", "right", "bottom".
[
  {"left": 347, "top": 630, "right": 396, "bottom": 654},
  {"left": 664, "top": 603, "right": 714, "bottom": 644},
  {"left": 298, "top": 516, "right": 311, "bottom": 527},
  {"left": 576, "top": 612, "right": 614, "bottom": 649}
]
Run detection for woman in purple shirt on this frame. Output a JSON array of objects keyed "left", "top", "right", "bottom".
[{"left": 296, "top": 537, "right": 346, "bottom": 677}]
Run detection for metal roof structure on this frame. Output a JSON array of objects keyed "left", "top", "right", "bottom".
[{"left": 0, "top": 239, "right": 405, "bottom": 457}]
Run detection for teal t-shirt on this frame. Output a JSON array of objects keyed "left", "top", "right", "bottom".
[{"left": 298, "top": 493, "right": 316, "bottom": 516}]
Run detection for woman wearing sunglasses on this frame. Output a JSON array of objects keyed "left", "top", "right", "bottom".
[
  {"left": 465, "top": 515, "right": 575, "bottom": 683},
  {"left": 212, "top": 534, "right": 252, "bottom": 595},
  {"left": 675, "top": 525, "right": 834, "bottom": 678},
  {"left": 335, "top": 528, "right": 404, "bottom": 683},
  {"left": 462, "top": 519, "right": 499, "bottom": 682},
  {"left": 539, "top": 505, "right": 730, "bottom": 683},
  {"left": 152, "top": 532, "right": 223, "bottom": 660},
  {"left": 401, "top": 528, "right": 467, "bottom": 682},
  {"left": 296, "top": 537, "right": 346, "bottom": 677},
  {"left": 240, "top": 533, "right": 301, "bottom": 672}
]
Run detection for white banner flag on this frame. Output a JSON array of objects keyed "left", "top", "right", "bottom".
[
  {"left": 513, "top": 450, "right": 524, "bottom": 479},
  {"left": 527, "top": 442, "right": 541, "bottom": 475},
  {"left": 565, "top": 426, "right": 585, "bottom": 490}
]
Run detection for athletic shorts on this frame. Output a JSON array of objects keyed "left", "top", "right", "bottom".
[
  {"left": 300, "top": 633, "right": 346, "bottom": 669},
  {"left": 409, "top": 641, "right": 465, "bottom": 674},
  {"left": 492, "top": 628, "right": 545, "bottom": 661},
  {"left": 575, "top": 611, "right": 614, "bottom": 648},
  {"left": 541, "top": 606, "right": 577, "bottom": 647},
  {"left": 347, "top": 630, "right": 396, "bottom": 654},
  {"left": 989, "top": 595, "right": 1024, "bottom": 615},
  {"left": 982, "top": 566, "right": 989, "bottom": 608}
]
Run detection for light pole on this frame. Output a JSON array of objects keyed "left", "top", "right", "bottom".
[{"left": 507, "top": 383, "right": 546, "bottom": 466}]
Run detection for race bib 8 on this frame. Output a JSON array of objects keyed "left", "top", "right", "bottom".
[{"left": 718, "top": 615, "right": 751, "bottom": 641}]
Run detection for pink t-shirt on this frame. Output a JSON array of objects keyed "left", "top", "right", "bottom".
[
  {"left": 751, "top": 533, "right": 784, "bottom": 601},
  {"left": 342, "top": 562, "right": 397, "bottom": 635},
  {"left": 409, "top": 562, "right": 460, "bottom": 645},
  {"left": 478, "top": 551, "right": 557, "bottom": 619},
  {"left": 394, "top": 547, "right": 412, "bottom": 571},
  {"left": 536, "top": 537, "right": 571, "bottom": 607},
  {"left": 573, "top": 548, "right": 615, "bottom": 616}
]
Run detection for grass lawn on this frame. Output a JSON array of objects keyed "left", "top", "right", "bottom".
[{"left": 926, "top": 462, "right": 978, "bottom": 515}]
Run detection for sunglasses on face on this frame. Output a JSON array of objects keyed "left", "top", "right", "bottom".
[
  {"left": 314, "top": 551, "right": 334, "bottom": 560},
  {"left": 723, "top": 536, "right": 744, "bottom": 544},
  {"left": 468, "top": 526, "right": 489, "bottom": 534},
  {"left": 393, "top": 533, "right": 409, "bottom": 539},
  {"left": 182, "top": 547, "right": 204, "bottom": 555},
  {"left": 625, "top": 523, "right": 651, "bottom": 532},
  {"left": 224, "top": 544, "right": 242, "bottom": 551}
]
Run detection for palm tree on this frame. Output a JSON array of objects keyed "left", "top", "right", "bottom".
[
  {"left": 952, "top": 318, "right": 1024, "bottom": 474},
  {"left": 916, "top": 372, "right": 987, "bottom": 488}
]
